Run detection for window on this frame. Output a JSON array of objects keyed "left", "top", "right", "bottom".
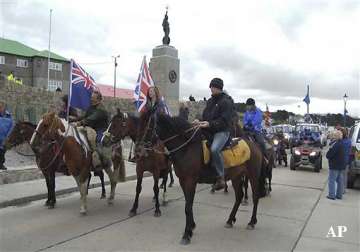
[
  {"left": 0, "top": 56, "right": 5, "bottom": 64},
  {"left": 48, "top": 80, "right": 62, "bottom": 91},
  {"left": 48, "top": 62, "right": 62, "bottom": 71},
  {"left": 16, "top": 59, "right": 28, "bottom": 68}
]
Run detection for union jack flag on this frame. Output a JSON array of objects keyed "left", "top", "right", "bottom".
[
  {"left": 69, "top": 59, "right": 97, "bottom": 110},
  {"left": 134, "top": 56, "right": 154, "bottom": 112}
]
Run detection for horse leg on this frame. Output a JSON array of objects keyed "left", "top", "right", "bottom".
[
  {"left": 43, "top": 170, "right": 51, "bottom": 207},
  {"left": 161, "top": 172, "right": 168, "bottom": 206},
  {"left": 247, "top": 175, "right": 259, "bottom": 229},
  {"left": 129, "top": 171, "right": 143, "bottom": 217},
  {"left": 224, "top": 181, "right": 229, "bottom": 194},
  {"left": 179, "top": 178, "right": 197, "bottom": 245},
  {"left": 153, "top": 173, "right": 161, "bottom": 217},
  {"left": 103, "top": 164, "right": 116, "bottom": 205},
  {"left": 242, "top": 176, "right": 249, "bottom": 206},
  {"left": 48, "top": 169, "right": 56, "bottom": 209},
  {"left": 87, "top": 172, "right": 92, "bottom": 195},
  {"left": 74, "top": 175, "right": 88, "bottom": 215},
  {"left": 225, "top": 176, "right": 243, "bottom": 228},
  {"left": 169, "top": 166, "right": 174, "bottom": 187},
  {"left": 99, "top": 171, "right": 106, "bottom": 199}
]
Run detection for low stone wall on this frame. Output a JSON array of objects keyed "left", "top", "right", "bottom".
[{"left": 0, "top": 81, "right": 206, "bottom": 124}]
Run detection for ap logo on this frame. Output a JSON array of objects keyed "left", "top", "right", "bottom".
[{"left": 326, "top": 226, "right": 347, "bottom": 238}]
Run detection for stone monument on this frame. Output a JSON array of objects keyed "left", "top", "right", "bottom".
[{"left": 149, "top": 8, "right": 180, "bottom": 115}]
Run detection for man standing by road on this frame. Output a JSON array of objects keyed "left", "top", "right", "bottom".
[{"left": 0, "top": 101, "right": 14, "bottom": 170}]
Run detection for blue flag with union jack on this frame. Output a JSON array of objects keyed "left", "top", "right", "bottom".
[
  {"left": 303, "top": 85, "right": 310, "bottom": 105},
  {"left": 69, "top": 59, "right": 97, "bottom": 110}
]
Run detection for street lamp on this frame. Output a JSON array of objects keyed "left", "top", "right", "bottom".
[
  {"left": 112, "top": 55, "right": 120, "bottom": 98},
  {"left": 343, "top": 93, "right": 348, "bottom": 127}
]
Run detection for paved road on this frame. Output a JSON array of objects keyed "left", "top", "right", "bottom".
[{"left": 0, "top": 157, "right": 359, "bottom": 251}]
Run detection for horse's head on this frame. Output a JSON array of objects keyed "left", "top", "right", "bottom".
[
  {"left": 102, "top": 109, "right": 136, "bottom": 146},
  {"left": 5, "top": 121, "right": 37, "bottom": 149},
  {"left": 30, "top": 112, "right": 65, "bottom": 151}
]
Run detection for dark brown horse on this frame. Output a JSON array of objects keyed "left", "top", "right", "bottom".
[
  {"left": 102, "top": 109, "right": 171, "bottom": 217},
  {"left": 152, "top": 114, "right": 265, "bottom": 245},
  {"left": 5, "top": 121, "right": 108, "bottom": 207},
  {"left": 30, "top": 113, "right": 120, "bottom": 214}
]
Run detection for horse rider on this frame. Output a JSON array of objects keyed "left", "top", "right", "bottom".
[
  {"left": 74, "top": 91, "right": 109, "bottom": 168},
  {"left": 194, "top": 78, "right": 233, "bottom": 191},
  {"left": 58, "top": 95, "right": 78, "bottom": 121},
  {"left": 243, "top": 98, "right": 268, "bottom": 160},
  {"left": 0, "top": 100, "right": 14, "bottom": 170}
]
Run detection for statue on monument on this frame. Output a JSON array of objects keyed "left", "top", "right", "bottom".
[{"left": 162, "top": 9, "right": 170, "bottom": 45}]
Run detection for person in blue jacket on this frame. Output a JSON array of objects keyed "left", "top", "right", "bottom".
[
  {"left": 0, "top": 101, "right": 14, "bottom": 170},
  {"left": 326, "top": 130, "right": 346, "bottom": 200},
  {"left": 339, "top": 128, "right": 352, "bottom": 194},
  {"left": 243, "top": 98, "right": 267, "bottom": 159}
]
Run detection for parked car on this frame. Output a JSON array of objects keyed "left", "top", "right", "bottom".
[{"left": 347, "top": 122, "right": 360, "bottom": 188}]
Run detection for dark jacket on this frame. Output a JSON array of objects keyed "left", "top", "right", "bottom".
[
  {"left": 202, "top": 92, "right": 233, "bottom": 133},
  {"left": 326, "top": 140, "right": 346, "bottom": 170},
  {"left": 82, "top": 104, "right": 109, "bottom": 131}
]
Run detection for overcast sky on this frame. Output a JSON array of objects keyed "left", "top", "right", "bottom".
[{"left": 1, "top": 0, "right": 359, "bottom": 116}]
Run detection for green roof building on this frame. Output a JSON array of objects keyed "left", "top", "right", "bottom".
[{"left": 0, "top": 38, "right": 70, "bottom": 92}]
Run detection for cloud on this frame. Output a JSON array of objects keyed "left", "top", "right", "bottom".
[{"left": 198, "top": 46, "right": 359, "bottom": 101}]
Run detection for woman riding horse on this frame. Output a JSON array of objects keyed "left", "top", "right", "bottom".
[{"left": 103, "top": 86, "right": 172, "bottom": 217}]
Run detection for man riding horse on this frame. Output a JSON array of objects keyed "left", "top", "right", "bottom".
[
  {"left": 193, "top": 77, "right": 233, "bottom": 191},
  {"left": 73, "top": 90, "right": 109, "bottom": 168},
  {"left": 243, "top": 98, "right": 268, "bottom": 160}
]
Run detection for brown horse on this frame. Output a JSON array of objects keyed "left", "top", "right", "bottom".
[
  {"left": 30, "top": 112, "right": 120, "bottom": 214},
  {"left": 5, "top": 121, "right": 108, "bottom": 207},
  {"left": 102, "top": 109, "right": 171, "bottom": 217},
  {"left": 151, "top": 114, "right": 265, "bottom": 245}
]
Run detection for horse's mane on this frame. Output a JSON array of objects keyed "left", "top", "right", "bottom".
[{"left": 157, "top": 114, "right": 192, "bottom": 135}]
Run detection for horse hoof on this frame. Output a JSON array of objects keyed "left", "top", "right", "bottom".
[
  {"left": 154, "top": 211, "right": 161, "bottom": 217},
  {"left": 129, "top": 211, "right": 137, "bottom": 217},
  {"left": 224, "top": 222, "right": 233, "bottom": 228},
  {"left": 48, "top": 204, "right": 55, "bottom": 209},
  {"left": 224, "top": 190, "right": 229, "bottom": 194},
  {"left": 80, "top": 208, "right": 87, "bottom": 215},
  {"left": 107, "top": 199, "right": 114, "bottom": 205},
  {"left": 246, "top": 224, "right": 255, "bottom": 230},
  {"left": 100, "top": 194, "right": 106, "bottom": 199},
  {"left": 180, "top": 237, "right": 191, "bottom": 245},
  {"left": 44, "top": 201, "right": 50, "bottom": 206}
]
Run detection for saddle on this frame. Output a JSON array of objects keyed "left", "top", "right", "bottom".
[{"left": 202, "top": 138, "right": 251, "bottom": 169}]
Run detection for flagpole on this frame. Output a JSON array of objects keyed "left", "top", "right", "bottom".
[
  {"left": 47, "top": 9, "right": 52, "bottom": 91},
  {"left": 136, "top": 56, "right": 146, "bottom": 112},
  {"left": 67, "top": 59, "right": 73, "bottom": 121}
]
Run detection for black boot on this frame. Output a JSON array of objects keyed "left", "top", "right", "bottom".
[{"left": 212, "top": 176, "right": 225, "bottom": 191}]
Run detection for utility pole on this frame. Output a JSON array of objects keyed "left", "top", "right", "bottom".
[
  {"left": 47, "top": 9, "right": 53, "bottom": 90},
  {"left": 112, "top": 55, "right": 120, "bottom": 98}
]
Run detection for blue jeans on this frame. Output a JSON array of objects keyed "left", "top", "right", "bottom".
[
  {"left": 328, "top": 169, "right": 344, "bottom": 199},
  {"left": 211, "top": 131, "right": 230, "bottom": 177}
]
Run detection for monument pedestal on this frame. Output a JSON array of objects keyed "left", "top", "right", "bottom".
[{"left": 149, "top": 45, "right": 180, "bottom": 115}]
